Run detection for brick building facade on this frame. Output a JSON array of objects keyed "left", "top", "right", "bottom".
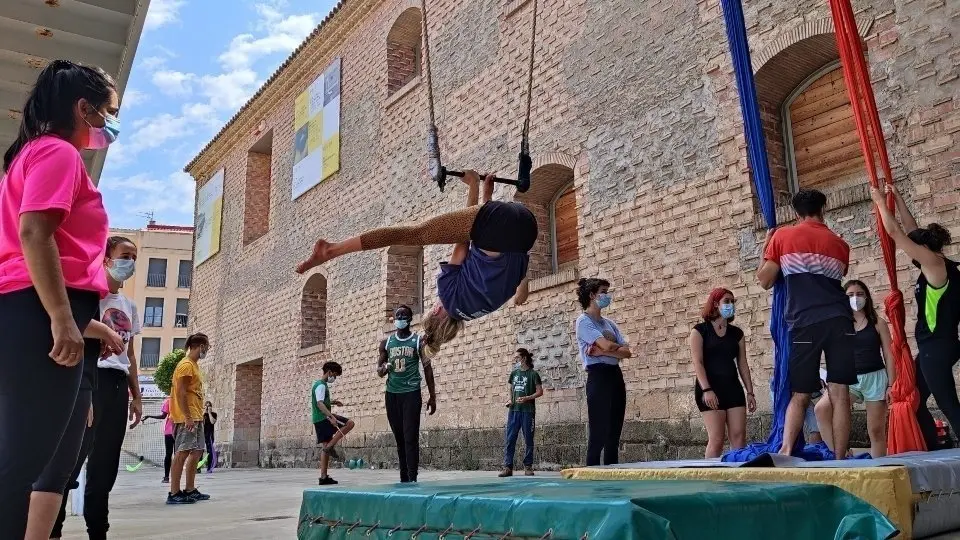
[{"left": 185, "top": 0, "right": 959, "bottom": 469}]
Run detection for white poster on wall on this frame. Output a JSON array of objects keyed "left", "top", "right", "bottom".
[
  {"left": 291, "top": 58, "right": 341, "bottom": 200},
  {"left": 194, "top": 169, "right": 224, "bottom": 266}
]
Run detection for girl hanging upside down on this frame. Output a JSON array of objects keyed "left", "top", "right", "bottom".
[{"left": 297, "top": 171, "right": 538, "bottom": 357}]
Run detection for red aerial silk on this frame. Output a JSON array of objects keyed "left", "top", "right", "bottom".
[{"left": 827, "top": 0, "right": 926, "bottom": 454}]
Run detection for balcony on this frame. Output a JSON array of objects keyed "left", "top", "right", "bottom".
[
  {"left": 140, "top": 354, "right": 160, "bottom": 369},
  {"left": 178, "top": 274, "right": 192, "bottom": 288},
  {"left": 175, "top": 313, "right": 189, "bottom": 328},
  {"left": 146, "top": 273, "right": 167, "bottom": 288}
]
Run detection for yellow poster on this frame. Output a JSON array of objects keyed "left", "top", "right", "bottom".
[
  {"left": 194, "top": 169, "right": 224, "bottom": 266},
  {"left": 291, "top": 58, "right": 341, "bottom": 200}
]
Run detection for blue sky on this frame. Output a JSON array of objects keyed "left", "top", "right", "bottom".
[{"left": 100, "top": 0, "right": 338, "bottom": 228}]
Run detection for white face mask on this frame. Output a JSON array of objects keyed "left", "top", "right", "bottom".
[
  {"left": 327, "top": 376, "right": 337, "bottom": 385},
  {"left": 849, "top": 296, "right": 866, "bottom": 312}
]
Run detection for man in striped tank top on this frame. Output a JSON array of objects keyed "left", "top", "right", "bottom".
[{"left": 378, "top": 305, "right": 437, "bottom": 482}]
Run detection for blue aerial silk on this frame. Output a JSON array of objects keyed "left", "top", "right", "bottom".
[{"left": 718, "top": 0, "right": 843, "bottom": 462}]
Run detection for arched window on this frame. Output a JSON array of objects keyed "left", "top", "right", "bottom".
[
  {"left": 385, "top": 245, "right": 424, "bottom": 319},
  {"left": 301, "top": 274, "right": 328, "bottom": 349},
  {"left": 783, "top": 62, "right": 864, "bottom": 193},
  {"left": 517, "top": 163, "right": 579, "bottom": 279},
  {"left": 387, "top": 8, "right": 422, "bottom": 95}
]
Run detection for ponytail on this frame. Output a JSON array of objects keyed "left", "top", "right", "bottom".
[{"left": 3, "top": 60, "right": 115, "bottom": 171}]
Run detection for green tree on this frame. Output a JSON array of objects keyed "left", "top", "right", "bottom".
[{"left": 155, "top": 349, "right": 185, "bottom": 395}]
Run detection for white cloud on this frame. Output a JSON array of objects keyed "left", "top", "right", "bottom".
[
  {"left": 218, "top": 3, "right": 318, "bottom": 70},
  {"left": 199, "top": 69, "right": 260, "bottom": 111},
  {"left": 120, "top": 88, "right": 147, "bottom": 108},
  {"left": 151, "top": 70, "right": 195, "bottom": 96},
  {"left": 145, "top": 0, "right": 186, "bottom": 31},
  {"left": 102, "top": 171, "right": 196, "bottom": 223}
]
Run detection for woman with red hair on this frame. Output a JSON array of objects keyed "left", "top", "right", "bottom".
[{"left": 690, "top": 288, "right": 756, "bottom": 458}]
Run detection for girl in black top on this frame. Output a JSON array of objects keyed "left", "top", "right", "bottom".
[
  {"left": 202, "top": 402, "right": 217, "bottom": 472},
  {"left": 690, "top": 288, "right": 756, "bottom": 458},
  {"left": 872, "top": 184, "right": 960, "bottom": 449},
  {"left": 814, "top": 280, "right": 895, "bottom": 457}
]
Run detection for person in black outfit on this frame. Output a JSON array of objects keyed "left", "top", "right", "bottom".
[
  {"left": 815, "top": 280, "right": 896, "bottom": 458},
  {"left": 575, "top": 278, "right": 633, "bottom": 466},
  {"left": 202, "top": 402, "right": 217, "bottom": 472},
  {"left": 690, "top": 287, "right": 756, "bottom": 458},
  {"left": 873, "top": 184, "right": 960, "bottom": 449},
  {"left": 378, "top": 305, "right": 437, "bottom": 482}
]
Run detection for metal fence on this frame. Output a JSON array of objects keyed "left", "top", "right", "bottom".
[{"left": 120, "top": 397, "right": 167, "bottom": 468}]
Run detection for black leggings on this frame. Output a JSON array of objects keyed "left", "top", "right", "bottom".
[
  {"left": 586, "top": 364, "right": 627, "bottom": 466},
  {"left": 0, "top": 288, "right": 98, "bottom": 539},
  {"left": 204, "top": 430, "right": 215, "bottom": 471},
  {"left": 915, "top": 339, "right": 960, "bottom": 449},
  {"left": 385, "top": 390, "right": 422, "bottom": 482},
  {"left": 164, "top": 434, "right": 175, "bottom": 477}
]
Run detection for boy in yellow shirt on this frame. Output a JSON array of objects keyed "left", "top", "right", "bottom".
[{"left": 167, "top": 333, "right": 211, "bottom": 505}]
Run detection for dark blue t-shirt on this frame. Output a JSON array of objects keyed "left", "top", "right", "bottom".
[{"left": 437, "top": 244, "right": 529, "bottom": 321}]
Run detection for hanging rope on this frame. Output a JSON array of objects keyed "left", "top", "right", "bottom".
[
  {"left": 827, "top": 0, "right": 925, "bottom": 454},
  {"left": 521, "top": 0, "right": 538, "bottom": 149},
  {"left": 419, "top": 0, "right": 537, "bottom": 192},
  {"left": 717, "top": 0, "right": 800, "bottom": 462},
  {"left": 420, "top": 0, "right": 442, "bottom": 187}
]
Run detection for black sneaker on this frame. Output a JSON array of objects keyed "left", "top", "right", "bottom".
[
  {"left": 166, "top": 491, "right": 196, "bottom": 505},
  {"left": 318, "top": 476, "right": 338, "bottom": 485},
  {"left": 185, "top": 489, "right": 210, "bottom": 501},
  {"left": 322, "top": 445, "right": 343, "bottom": 461}
]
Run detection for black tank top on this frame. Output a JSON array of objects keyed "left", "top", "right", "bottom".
[
  {"left": 852, "top": 322, "right": 884, "bottom": 375},
  {"left": 693, "top": 322, "right": 743, "bottom": 388},
  {"left": 914, "top": 258, "right": 960, "bottom": 342}
]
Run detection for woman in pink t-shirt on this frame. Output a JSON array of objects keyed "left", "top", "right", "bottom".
[
  {"left": 146, "top": 397, "right": 176, "bottom": 483},
  {"left": 0, "top": 60, "right": 120, "bottom": 539}
]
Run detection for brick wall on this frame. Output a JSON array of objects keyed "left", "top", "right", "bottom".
[
  {"left": 384, "top": 246, "right": 424, "bottom": 316},
  {"left": 188, "top": 0, "right": 960, "bottom": 469},
  {"left": 232, "top": 361, "right": 263, "bottom": 467},
  {"left": 300, "top": 274, "right": 327, "bottom": 349},
  {"left": 242, "top": 150, "right": 272, "bottom": 245}
]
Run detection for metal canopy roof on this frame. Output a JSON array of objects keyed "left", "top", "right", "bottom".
[{"left": 0, "top": 0, "right": 151, "bottom": 183}]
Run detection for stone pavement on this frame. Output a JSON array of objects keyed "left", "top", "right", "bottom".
[
  {"left": 60, "top": 466, "right": 960, "bottom": 539},
  {"left": 60, "top": 467, "right": 556, "bottom": 539}
]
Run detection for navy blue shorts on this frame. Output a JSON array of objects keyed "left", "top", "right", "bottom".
[
  {"left": 314, "top": 415, "right": 349, "bottom": 444},
  {"left": 471, "top": 201, "right": 538, "bottom": 253}
]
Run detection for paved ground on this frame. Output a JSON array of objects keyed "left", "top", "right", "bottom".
[
  {"left": 60, "top": 466, "right": 959, "bottom": 539},
  {"left": 60, "top": 467, "right": 551, "bottom": 539}
]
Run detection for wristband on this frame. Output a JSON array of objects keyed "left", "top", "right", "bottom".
[{"left": 702, "top": 387, "right": 713, "bottom": 393}]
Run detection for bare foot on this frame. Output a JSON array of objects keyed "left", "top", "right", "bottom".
[{"left": 296, "top": 239, "right": 332, "bottom": 273}]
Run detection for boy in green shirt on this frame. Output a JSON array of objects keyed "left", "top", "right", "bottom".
[
  {"left": 311, "top": 362, "right": 355, "bottom": 485},
  {"left": 499, "top": 348, "right": 543, "bottom": 477}
]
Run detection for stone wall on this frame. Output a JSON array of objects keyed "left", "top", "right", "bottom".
[{"left": 187, "top": 0, "right": 960, "bottom": 469}]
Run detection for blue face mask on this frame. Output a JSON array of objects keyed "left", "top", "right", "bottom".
[
  {"left": 596, "top": 293, "right": 612, "bottom": 309},
  {"left": 719, "top": 303, "right": 735, "bottom": 320},
  {"left": 394, "top": 319, "right": 409, "bottom": 330},
  {"left": 85, "top": 112, "right": 120, "bottom": 150},
  {"left": 107, "top": 258, "right": 135, "bottom": 282}
]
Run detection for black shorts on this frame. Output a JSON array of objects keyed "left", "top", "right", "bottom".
[
  {"left": 314, "top": 415, "right": 349, "bottom": 444},
  {"left": 694, "top": 379, "right": 746, "bottom": 412},
  {"left": 471, "top": 201, "right": 538, "bottom": 253},
  {"left": 789, "top": 316, "right": 857, "bottom": 394}
]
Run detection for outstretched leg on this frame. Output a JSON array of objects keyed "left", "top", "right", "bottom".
[{"left": 297, "top": 206, "right": 480, "bottom": 273}]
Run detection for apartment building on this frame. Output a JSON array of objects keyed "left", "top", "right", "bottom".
[{"left": 111, "top": 223, "right": 194, "bottom": 372}]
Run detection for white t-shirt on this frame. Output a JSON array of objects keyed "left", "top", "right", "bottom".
[{"left": 97, "top": 293, "right": 141, "bottom": 373}]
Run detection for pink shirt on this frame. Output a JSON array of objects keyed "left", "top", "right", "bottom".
[
  {"left": 0, "top": 136, "right": 108, "bottom": 295},
  {"left": 161, "top": 398, "right": 174, "bottom": 436}
]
